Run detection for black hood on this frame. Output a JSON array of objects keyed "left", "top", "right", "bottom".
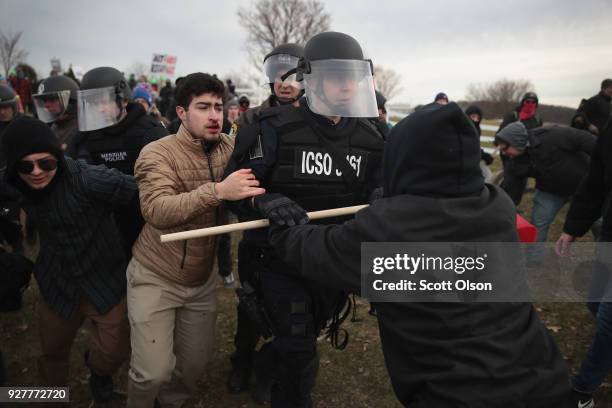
[{"left": 383, "top": 102, "right": 483, "bottom": 198}]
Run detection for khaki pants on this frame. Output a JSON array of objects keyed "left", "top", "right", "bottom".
[
  {"left": 37, "top": 295, "right": 130, "bottom": 386},
  {"left": 126, "top": 258, "right": 217, "bottom": 408}
]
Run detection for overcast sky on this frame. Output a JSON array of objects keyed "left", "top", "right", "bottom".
[{"left": 2, "top": 0, "right": 610, "bottom": 108}]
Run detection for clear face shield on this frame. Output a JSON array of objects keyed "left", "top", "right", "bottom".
[
  {"left": 303, "top": 59, "right": 378, "bottom": 118},
  {"left": 264, "top": 54, "right": 302, "bottom": 100},
  {"left": 32, "top": 90, "right": 71, "bottom": 123},
  {"left": 77, "top": 86, "right": 123, "bottom": 131}
]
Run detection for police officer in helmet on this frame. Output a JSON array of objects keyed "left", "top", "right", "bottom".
[
  {"left": 0, "top": 85, "right": 20, "bottom": 141},
  {"left": 226, "top": 31, "right": 384, "bottom": 407},
  {"left": 66, "top": 66, "right": 168, "bottom": 254},
  {"left": 226, "top": 43, "right": 304, "bottom": 404},
  {"left": 234, "top": 43, "right": 304, "bottom": 131},
  {"left": 32, "top": 75, "right": 80, "bottom": 148},
  {"left": 0, "top": 84, "right": 24, "bottom": 253},
  {"left": 67, "top": 66, "right": 168, "bottom": 174}
]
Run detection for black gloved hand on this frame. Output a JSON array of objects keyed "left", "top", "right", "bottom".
[
  {"left": 481, "top": 150, "right": 494, "bottom": 165},
  {"left": 253, "top": 193, "right": 309, "bottom": 226},
  {"left": 368, "top": 187, "right": 384, "bottom": 204}
]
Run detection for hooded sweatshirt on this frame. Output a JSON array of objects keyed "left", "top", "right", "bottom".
[{"left": 269, "top": 103, "right": 570, "bottom": 407}]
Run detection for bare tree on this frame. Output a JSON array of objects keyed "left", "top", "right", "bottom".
[
  {"left": 466, "top": 78, "right": 534, "bottom": 104},
  {"left": 0, "top": 30, "right": 29, "bottom": 77},
  {"left": 237, "top": 0, "right": 331, "bottom": 69},
  {"left": 374, "top": 65, "right": 403, "bottom": 102}
]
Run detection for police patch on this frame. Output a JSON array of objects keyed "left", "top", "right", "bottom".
[{"left": 294, "top": 147, "right": 368, "bottom": 181}]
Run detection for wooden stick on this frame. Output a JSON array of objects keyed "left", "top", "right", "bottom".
[{"left": 160, "top": 204, "right": 369, "bottom": 243}]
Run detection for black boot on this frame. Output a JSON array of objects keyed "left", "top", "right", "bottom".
[
  {"left": 84, "top": 350, "right": 114, "bottom": 403},
  {"left": 227, "top": 353, "right": 251, "bottom": 394}
]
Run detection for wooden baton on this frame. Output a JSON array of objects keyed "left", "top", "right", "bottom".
[{"left": 160, "top": 204, "right": 368, "bottom": 243}]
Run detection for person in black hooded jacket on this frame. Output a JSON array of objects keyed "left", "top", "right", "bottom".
[
  {"left": 267, "top": 102, "right": 571, "bottom": 407},
  {"left": 571, "top": 79, "right": 612, "bottom": 136},
  {"left": 465, "top": 104, "right": 494, "bottom": 181}
]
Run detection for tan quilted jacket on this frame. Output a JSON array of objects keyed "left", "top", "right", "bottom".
[{"left": 132, "top": 124, "right": 233, "bottom": 286}]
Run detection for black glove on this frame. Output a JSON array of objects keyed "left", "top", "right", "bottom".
[
  {"left": 368, "top": 187, "right": 384, "bottom": 204},
  {"left": 481, "top": 150, "right": 494, "bottom": 165},
  {"left": 253, "top": 193, "right": 309, "bottom": 226}
]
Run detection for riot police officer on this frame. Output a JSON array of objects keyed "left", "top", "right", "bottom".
[
  {"left": 234, "top": 43, "right": 304, "bottom": 131},
  {"left": 0, "top": 85, "right": 24, "bottom": 252},
  {"left": 0, "top": 84, "right": 21, "bottom": 148},
  {"left": 227, "top": 43, "right": 305, "bottom": 404},
  {"left": 32, "top": 75, "right": 80, "bottom": 148},
  {"left": 67, "top": 66, "right": 168, "bottom": 255},
  {"left": 67, "top": 66, "right": 168, "bottom": 174},
  {"left": 226, "top": 32, "right": 384, "bottom": 408}
]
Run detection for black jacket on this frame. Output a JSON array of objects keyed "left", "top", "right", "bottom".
[
  {"left": 16, "top": 157, "right": 138, "bottom": 319},
  {"left": 269, "top": 187, "right": 570, "bottom": 407},
  {"left": 564, "top": 123, "right": 612, "bottom": 240},
  {"left": 66, "top": 102, "right": 168, "bottom": 174},
  {"left": 269, "top": 103, "right": 570, "bottom": 407},
  {"left": 65, "top": 103, "right": 167, "bottom": 252},
  {"left": 571, "top": 91, "right": 611, "bottom": 134},
  {"left": 498, "top": 107, "right": 542, "bottom": 133},
  {"left": 503, "top": 126, "right": 596, "bottom": 203}
]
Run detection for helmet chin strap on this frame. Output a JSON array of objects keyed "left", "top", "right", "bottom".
[{"left": 272, "top": 68, "right": 304, "bottom": 104}]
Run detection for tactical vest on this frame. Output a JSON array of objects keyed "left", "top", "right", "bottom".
[
  {"left": 262, "top": 106, "right": 384, "bottom": 212},
  {"left": 87, "top": 130, "right": 145, "bottom": 175}
]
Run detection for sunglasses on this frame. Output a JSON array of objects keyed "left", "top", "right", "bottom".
[{"left": 16, "top": 158, "right": 58, "bottom": 174}]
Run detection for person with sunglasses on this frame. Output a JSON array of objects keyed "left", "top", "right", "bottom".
[{"left": 1, "top": 116, "right": 138, "bottom": 406}]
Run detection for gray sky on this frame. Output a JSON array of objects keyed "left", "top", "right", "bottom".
[{"left": 2, "top": 0, "right": 610, "bottom": 108}]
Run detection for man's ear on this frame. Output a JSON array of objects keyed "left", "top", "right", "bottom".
[{"left": 176, "top": 105, "right": 187, "bottom": 122}]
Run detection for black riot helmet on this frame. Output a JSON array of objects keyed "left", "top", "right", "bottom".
[
  {"left": 520, "top": 91, "right": 539, "bottom": 105},
  {"left": 296, "top": 32, "right": 377, "bottom": 118},
  {"left": 77, "top": 67, "right": 131, "bottom": 131},
  {"left": 264, "top": 43, "right": 304, "bottom": 65},
  {"left": 0, "top": 85, "right": 17, "bottom": 116},
  {"left": 264, "top": 43, "right": 304, "bottom": 104},
  {"left": 33, "top": 75, "right": 80, "bottom": 123}
]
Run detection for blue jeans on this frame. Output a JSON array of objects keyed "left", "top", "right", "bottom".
[
  {"left": 572, "top": 302, "right": 612, "bottom": 393},
  {"left": 531, "top": 190, "right": 568, "bottom": 242}
]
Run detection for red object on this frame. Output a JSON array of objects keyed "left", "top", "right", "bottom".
[
  {"left": 516, "top": 214, "right": 537, "bottom": 242},
  {"left": 519, "top": 101, "right": 537, "bottom": 121}
]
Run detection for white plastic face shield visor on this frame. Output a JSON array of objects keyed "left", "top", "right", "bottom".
[
  {"left": 263, "top": 54, "right": 301, "bottom": 90},
  {"left": 32, "top": 90, "right": 71, "bottom": 123},
  {"left": 303, "top": 59, "right": 378, "bottom": 118},
  {"left": 77, "top": 86, "right": 122, "bottom": 131}
]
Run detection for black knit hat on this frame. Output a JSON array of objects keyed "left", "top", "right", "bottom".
[
  {"left": 383, "top": 102, "right": 483, "bottom": 198},
  {"left": 2, "top": 116, "right": 63, "bottom": 183}
]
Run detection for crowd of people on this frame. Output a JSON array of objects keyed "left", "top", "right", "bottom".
[{"left": 0, "top": 29, "right": 611, "bottom": 408}]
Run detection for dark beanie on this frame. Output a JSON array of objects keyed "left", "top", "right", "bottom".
[
  {"left": 495, "top": 121, "right": 529, "bottom": 150},
  {"left": 383, "top": 102, "right": 484, "bottom": 198},
  {"left": 2, "top": 116, "right": 63, "bottom": 183}
]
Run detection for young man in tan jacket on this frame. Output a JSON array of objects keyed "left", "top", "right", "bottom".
[{"left": 127, "top": 73, "right": 265, "bottom": 408}]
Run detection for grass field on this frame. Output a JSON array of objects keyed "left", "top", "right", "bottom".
[{"left": 1, "top": 133, "right": 611, "bottom": 406}]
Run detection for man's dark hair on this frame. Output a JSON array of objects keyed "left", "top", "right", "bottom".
[
  {"left": 601, "top": 78, "right": 612, "bottom": 90},
  {"left": 175, "top": 73, "right": 225, "bottom": 109}
]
